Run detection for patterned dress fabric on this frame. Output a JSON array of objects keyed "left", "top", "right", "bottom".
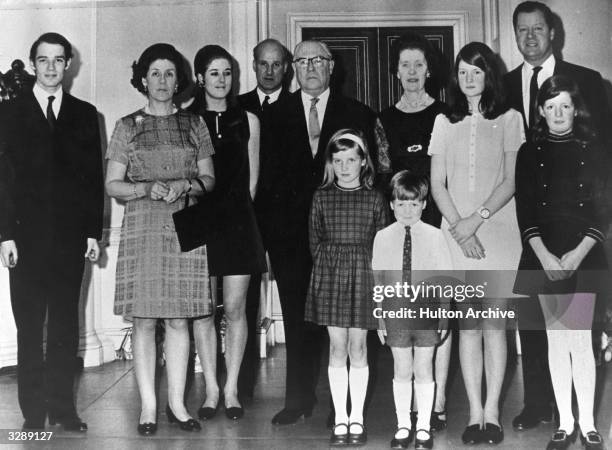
[
  {"left": 195, "top": 106, "right": 267, "bottom": 276},
  {"left": 107, "top": 109, "right": 215, "bottom": 319},
  {"left": 305, "top": 184, "right": 389, "bottom": 329}
]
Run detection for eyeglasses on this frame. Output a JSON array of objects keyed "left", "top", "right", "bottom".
[{"left": 293, "top": 56, "right": 331, "bottom": 68}]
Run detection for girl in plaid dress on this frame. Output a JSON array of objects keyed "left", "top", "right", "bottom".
[{"left": 305, "top": 129, "right": 389, "bottom": 446}]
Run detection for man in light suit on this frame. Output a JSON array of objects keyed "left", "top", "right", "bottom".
[
  {"left": 260, "top": 39, "right": 378, "bottom": 425},
  {"left": 0, "top": 32, "right": 103, "bottom": 432},
  {"left": 504, "top": 1, "right": 612, "bottom": 432}
]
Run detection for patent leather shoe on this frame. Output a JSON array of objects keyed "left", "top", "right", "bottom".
[
  {"left": 348, "top": 422, "right": 367, "bottom": 446},
  {"left": 198, "top": 402, "right": 219, "bottom": 421},
  {"left": 48, "top": 415, "right": 88, "bottom": 432},
  {"left": 166, "top": 405, "right": 201, "bottom": 431},
  {"left": 137, "top": 422, "right": 157, "bottom": 436},
  {"left": 271, "top": 407, "right": 313, "bottom": 425},
  {"left": 512, "top": 405, "right": 554, "bottom": 430},
  {"left": 430, "top": 410, "right": 447, "bottom": 431},
  {"left": 390, "top": 427, "right": 414, "bottom": 449},
  {"left": 483, "top": 423, "right": 504, "bottom": 444},
  {"left": 545, "top": 427, "right": 577, "bottom": 450},
  {"left": 461, "top": 424, "right": 482, "bottom": 445},
  {"left": 580, "top": 431, "right": 604, "bottom": 450},
  {"left": 225, "top": 404, "right": 244, "bottom": 420},
  {"left": 414, "top": 429, "right": 434, "bottom": 450},
  {"left": 329, "top": 423, "right": 349, "bottom": 446}
]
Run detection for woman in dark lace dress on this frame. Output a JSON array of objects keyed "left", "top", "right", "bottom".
[
  {"left": 189, "top": 45, "right": 266, "bottom": 421},
  {"left": 376, "top": 32, "right": 451, "bottom": 433}
]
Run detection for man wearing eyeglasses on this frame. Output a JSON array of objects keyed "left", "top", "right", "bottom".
[{"left": 260, "top": 39, "right": 378, "bottom": 425}]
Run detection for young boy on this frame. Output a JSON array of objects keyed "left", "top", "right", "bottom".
[{"left": 372, "top": 171, "right": 452, "bottom": 450}]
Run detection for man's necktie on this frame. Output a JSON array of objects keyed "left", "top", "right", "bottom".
[
  {"left": 309, "top": 97, "right": 320, "bottom": 156},
  {"left": 262, "top": 95, "right": 270, "bottom": 113},
  {"left": 47, "top": 95, "right": 57, "bottom": 131},
  {"left": 529, "top": 66, "right": 542, "bottom": 129},
  {"left": 402, "top": 225, "right": 411, "bottom": 283}
]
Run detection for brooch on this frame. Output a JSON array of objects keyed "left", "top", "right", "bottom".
[{"left": 406, "top": 144, "right": 423, "bottom": 153}]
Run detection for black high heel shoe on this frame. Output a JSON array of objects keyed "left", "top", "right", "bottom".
[
  {"left": 224, "top": 403, "right": 244, "bottom": 420},
  {"left": 461, "top": 424, "right": 483, "bottom": 445},
  {"left": 166, "top": 405, "right": 201, "bottom": 431},
  {"left": 137, "top": 422, "right": 157, "bottom": 436},
  {"left": 198, "top": 401, "right": 220, "bottom": 420}
]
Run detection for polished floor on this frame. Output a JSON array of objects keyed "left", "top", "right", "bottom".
[{"left": 1, "top": 336, "right": 611, "bottom": 450}]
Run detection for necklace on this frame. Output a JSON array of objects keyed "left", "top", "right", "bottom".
[{"left": 398, "top": 92, "right": 433, "bottom": 111}]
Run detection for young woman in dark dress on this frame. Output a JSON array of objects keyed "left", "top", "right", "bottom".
[
  {"left": 376, "top": 31, "right": 451, "bottom": 432},
  {"left": 514, "top": 75, "right": 608, "bottom": 450},
  {"left": 189, "top": 45, "right": 266, "bottom": 421}
]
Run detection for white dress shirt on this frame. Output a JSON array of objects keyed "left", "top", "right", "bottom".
[
  {"left": 300, "top": 87, "right": 330, "bottom": 137},
  {"left": 257, "top": 86, "right": 282, "bottom": 106},
  {"left": 372, "top": 220, "right": 453, "bottom": 271},
  {"left": 33, "top": 82, "right": 63, "bottom": 120},
  {"left": 521, "top": 53, "right": 555, "bottom": 125}
]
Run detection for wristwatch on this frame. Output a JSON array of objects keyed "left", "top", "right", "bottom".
[{"left": 477, "top": 206, "right": 490, "bottom": 220}]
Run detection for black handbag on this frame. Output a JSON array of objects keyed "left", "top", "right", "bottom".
[{"left": 172, "top": 178, "right": 213, "bottom": 252}]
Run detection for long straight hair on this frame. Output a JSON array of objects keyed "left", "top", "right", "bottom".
[
  {"left": 320, "top": 128, "right": 375, "bottom": 189},
  {"left": 446, "top": 42, "right": 508, "bottom": 123}
]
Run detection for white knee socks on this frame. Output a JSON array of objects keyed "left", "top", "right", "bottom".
[
  {"left": 328, "top": 366, "right": 349, "bottom": 426},
  {"left": 348, "top": 365, "right": 369, "bottom": 426},
  {"left": 393, "top": 378, "right": 413, "bottom": 438},
  {"left": 415, "top": 381, "right": 435, "bottom": 432}
]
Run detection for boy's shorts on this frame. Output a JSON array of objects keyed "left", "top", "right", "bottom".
[{"left": 386, "top": 328, "right": 440, "bottom": 347}]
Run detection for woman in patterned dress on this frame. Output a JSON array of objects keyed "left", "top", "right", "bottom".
[
  {"left": 105, "top": 44, "right": 215, "bottom": 435},
  {"left": 189, "top": 45, "right": 265, "bottom": 421},
  {"left": 429, "top": 42, "right": 524, "bottom": 445},
  {"left": 304, "top": 129, "right": 388, "bottom": 446}
]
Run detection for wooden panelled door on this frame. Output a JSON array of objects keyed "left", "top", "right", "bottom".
[{"left": 302, "top": 27, "right": 454, "bottom": 112}]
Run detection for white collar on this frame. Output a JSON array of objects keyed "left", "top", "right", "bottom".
[
  {"left": 257, "top": 87, "right": 282, "bottom": 105},
  {"left": 33, "top": 82, "right": 63, "bottom": 118},
  {"left": 522, "top": 53, "right": 555, "bottom": 74}
]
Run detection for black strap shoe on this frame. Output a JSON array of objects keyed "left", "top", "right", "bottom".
[
  {"left": 415, "top": 429, "right": 434, "bottom": 450},
  {"left": 430, "top": 410, "right": 447, "bottom": 432},
  {"left": 348, "top": 422, "right": 367, "bottom": 446},
  {"left": 390, "top": 427, "right": 414, "bottom": 449},
  {"left": 546, "top": 427, "right": 577, "bottom": 450},
  {"left": 580, "top": 431, "right": 604, "bottom": 450},
  {"left": 329, "top": 423, "right": 349, "bottom": 446}
]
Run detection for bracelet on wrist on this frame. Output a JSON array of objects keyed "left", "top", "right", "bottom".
[{"left": 186, "top": 179, "right": 193, "bottom": 194}]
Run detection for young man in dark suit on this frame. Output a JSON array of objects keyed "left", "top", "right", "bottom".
[
  {"left": 504, "top": 1, "right": 612, "bottom": 432},
  {"left": 259, "top": 39, "right": 378, "bottom": 426},
  {"left": 0, "top": 32, "right": 103, "bottom": 432}
]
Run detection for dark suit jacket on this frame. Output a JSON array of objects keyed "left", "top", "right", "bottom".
[
  {"left": 257, "top": 89, "right": 377, "bottom": 246},
  {"left": 0, "top": 90, "right": 103, "bottom": 248},
  {"left": 238, "top": 87, "right": 290, "bottom": 118},
  {"left": 504, "top": 60, "right": 612, "bottom": 144}
]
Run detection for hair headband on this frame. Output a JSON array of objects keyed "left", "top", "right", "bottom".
[{"left": 336, "top": 133, "right": 365, "bottom": 151}]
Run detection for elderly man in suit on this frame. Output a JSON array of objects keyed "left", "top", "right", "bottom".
[
  {"left": 236, "top": 39, "right": 291, "bottom": 399},
  {"left": 260, "top": 39, "right": 378, "bottom": 425},
  {"left": 504, "top": 1, "right": 612, "bottom": 432},
  {"left": 0, "top": 32, "right": 103, "bottom": 432}
]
